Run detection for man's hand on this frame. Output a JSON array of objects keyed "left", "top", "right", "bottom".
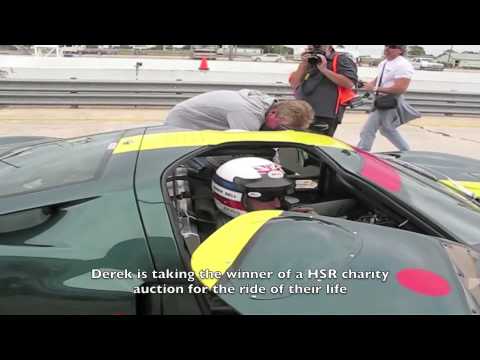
[
  {"left": 290, "top": 48, "right": 312, "bottom": 89},
  {"left": 300, "top": 50, "right": 312, "bottom": 65},
  {"left": 362, "top": 82, "right": 376, "bottom": 92},
  {"left": 316, "top": 55, "right": 328, "bottom": 72}
]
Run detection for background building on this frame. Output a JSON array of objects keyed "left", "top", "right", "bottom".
[{"left": 436, "top": 52, "right": 480, "bottom": 69}]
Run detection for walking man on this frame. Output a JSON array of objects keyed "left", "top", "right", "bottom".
[{"left": 357, "top": 45, "right": 421, "bottom": 151}]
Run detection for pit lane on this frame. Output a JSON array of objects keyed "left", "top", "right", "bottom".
[{"left": 1, "top": 107, "right": 479, "bottom": 160}]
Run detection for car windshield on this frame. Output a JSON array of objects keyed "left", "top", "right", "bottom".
[
  {"left": 319, "top": 146, "right": 480, "bottom": 247},
  {"left": 0, "top": 132, "right": 121, "bottom": 197}
]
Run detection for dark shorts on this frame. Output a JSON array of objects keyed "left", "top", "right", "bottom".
[{"left": 309, "top": 108, "right": 346, "bottom": 137}]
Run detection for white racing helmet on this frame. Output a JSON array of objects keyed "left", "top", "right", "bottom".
[{"left": 212, "top": 157, "right": 295, "bottom": 218}]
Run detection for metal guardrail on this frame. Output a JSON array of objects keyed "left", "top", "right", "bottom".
[{"left": 1, "top": 80, "right": 480, "bottom": 116}]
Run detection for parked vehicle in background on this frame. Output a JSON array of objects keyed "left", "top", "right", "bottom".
[
  {"left": 61, "top": 46, "right": 119, "bottom": 57},
  {"left": 412, "top": 57, "right": 445, "bottom": 71},
  {"left": 80, "top": 46, "right": 117, "bottom": 56},
  {"left": 61, "top": 46, "right": 83, "bottom": 57},
  {"left": 358, "top": 56, "right": 383, "bottom": 67},
  {"left": 191, "top": 45, "right": 218, "bottom": 60},
  {"left": 252, "top": 53, "right": 286, "bottom": 62}
]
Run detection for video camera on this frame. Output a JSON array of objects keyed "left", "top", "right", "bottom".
[{"left": 306, "top": 45, "right": 327, "bottom": 66}]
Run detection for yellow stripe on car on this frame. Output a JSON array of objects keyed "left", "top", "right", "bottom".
[
  {"left": 113, "top": 135, "right": 143, "bottom": 154},
  {"left": 114, "top": 130, "right": 351, "bottom": 154},
  {"left": 191, "top": 210, "right": 282, "bottom": 289},
  {"left": 439, "top": 180, "right": 480, "bottom": 198}
]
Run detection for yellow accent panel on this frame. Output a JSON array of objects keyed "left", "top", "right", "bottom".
[
  {"left": 191, "top": 210, "right": 282, "bottom": 289},
  {"left": 140, "top": 130, "right": 351, "bottom": 151},
  {"left": 112, "top": 135, "right": 143, "bottom": 154},
  {"left": 109, "top": 130, "right": 351, "bottom": 154},
  {"left": 439, "top": 180, "right": 480, "bottom": 198}
]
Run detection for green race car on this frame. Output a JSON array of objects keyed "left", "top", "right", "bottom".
[{"left": 0, "top": 127, "right": 479, "bottom": 315}]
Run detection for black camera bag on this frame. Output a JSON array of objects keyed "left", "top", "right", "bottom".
[{"left": 373, "top": 62, "right": 398, "bottom": 110}]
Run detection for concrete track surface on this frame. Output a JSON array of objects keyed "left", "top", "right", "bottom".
[{"left": 1, "top": 107, "right": 479, "bottom": 160}]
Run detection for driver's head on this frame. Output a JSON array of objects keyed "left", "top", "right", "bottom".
[
  {"left": 212, "top": 157, "right": 294, "bottom": 218},
  {"left": 247, "top": 197, "right": 282, "bottom": 211},
  {"left": 264, "top": 100, "right": 314, "bottom": 130}
]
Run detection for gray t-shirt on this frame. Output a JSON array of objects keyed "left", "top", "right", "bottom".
[
  {"left": 297, "top": 54, "right": 358, "bottom": 119},
  {"left": 164, "top": 89, "right": 276, "bottom": 130}
]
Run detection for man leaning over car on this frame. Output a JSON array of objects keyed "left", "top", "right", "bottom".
[{"left": 164, "top": 89, "right": 314, "bottom": 131}]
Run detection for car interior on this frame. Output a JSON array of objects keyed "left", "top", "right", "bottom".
[{"left": 163, "top": 143, "right": 421, "bottom": 256}]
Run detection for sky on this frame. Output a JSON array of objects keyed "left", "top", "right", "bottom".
[{"left": 287, "top": 45, "right": 480, "bottom": 57}]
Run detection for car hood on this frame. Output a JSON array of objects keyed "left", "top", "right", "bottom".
[
  {"left": 379, "top": 151, "right": 480, "bottom": 197},
  {"left": 191, "top": 210, "right": 477, "bottom": 315},
  {"left": 0, "top": 136, "right": 61, "bottom": 156}
]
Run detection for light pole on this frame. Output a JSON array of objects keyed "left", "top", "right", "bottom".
[
  {"left": 135, "top": 62, "right": 143, "bottom": 80},
  {"left": 447, "top": 45, "right": 454, "bottom": 68}
]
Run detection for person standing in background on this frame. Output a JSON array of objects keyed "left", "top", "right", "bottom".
[
  {"left": 357, "top": 45, "right": 421, "bottom": 151},
  {"left": 289, "top": 45, "right": 358, "bottom": 136}
]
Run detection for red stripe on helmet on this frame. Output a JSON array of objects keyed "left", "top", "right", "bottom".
[{"left": 214, "top": 193, "right": 246, "bottom": 211}]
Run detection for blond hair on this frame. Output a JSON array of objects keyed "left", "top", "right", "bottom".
[{"left": 273, "top": 100, "right": 314, "bottom": 130}]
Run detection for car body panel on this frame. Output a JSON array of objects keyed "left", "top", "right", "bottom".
[
  {"left": 192, "top": 210, "right": 477, "bottom": 315},
  {"left": 0, "top": 128, "right": 156, "bottom": 314},
  {"left": 0, "top": 190, "right": 154, "bottom": 314},
  {"left": 380, "top": 151, "right": 480, "bottom": 197},
  {"left": 2, "top": 126, "right": 480, "bottom": 314},
  {"left": 440, "top": 180, "right": 480, "bottom": 197},
  {"left": 322, "top": 147, "right": 480, "bottom": 247},
  {"left": 113, "top": 130, "right": 352, "bottom": 155},
  {"left": 0, "top": 136, "right": 61, "bottom": 155},
  {"left": 381, "top": 151, "right": 480, "bottom": 181},
  {"left": 0, "top": 128, "right": 143, "bottom": 215},
  {"left": 191, "top": 210, "right": 281, "bottom": 288}
]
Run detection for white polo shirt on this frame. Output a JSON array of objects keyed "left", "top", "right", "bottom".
[{"left": 376, "top": 56, "right": 415, "bottom": 88}]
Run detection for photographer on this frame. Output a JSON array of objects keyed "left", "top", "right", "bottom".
[{"left": 289, "top": 45, "right": 358, "bottom": 136}]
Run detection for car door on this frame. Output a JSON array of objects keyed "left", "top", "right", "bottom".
[{"left": 133, "top": 139, "right": 209, "bottom": 315}]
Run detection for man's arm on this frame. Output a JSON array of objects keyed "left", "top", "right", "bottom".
[
  {"left": 317, "top": 54, "right": 358, "bottom": 89},
  {"left": 375, "top": 61, "right": 414, "bottom": 95},
  {"left": 317, "top": 54, "right": 356, "bottom": 89},
  {"left": 289, "top": 60, "right": 309, "bottom": 89},
  {"left": 362, "top": 77, "right": 410, "bottom": 95},
  {"left": 377, "top": 78, "right": 411, "bottom": 95},
  {"left": 289, "top": 47, "right": 317, "bottom": 89},
  {"left": 319, "top": 67, "right": 355, "bottom": 88}
]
